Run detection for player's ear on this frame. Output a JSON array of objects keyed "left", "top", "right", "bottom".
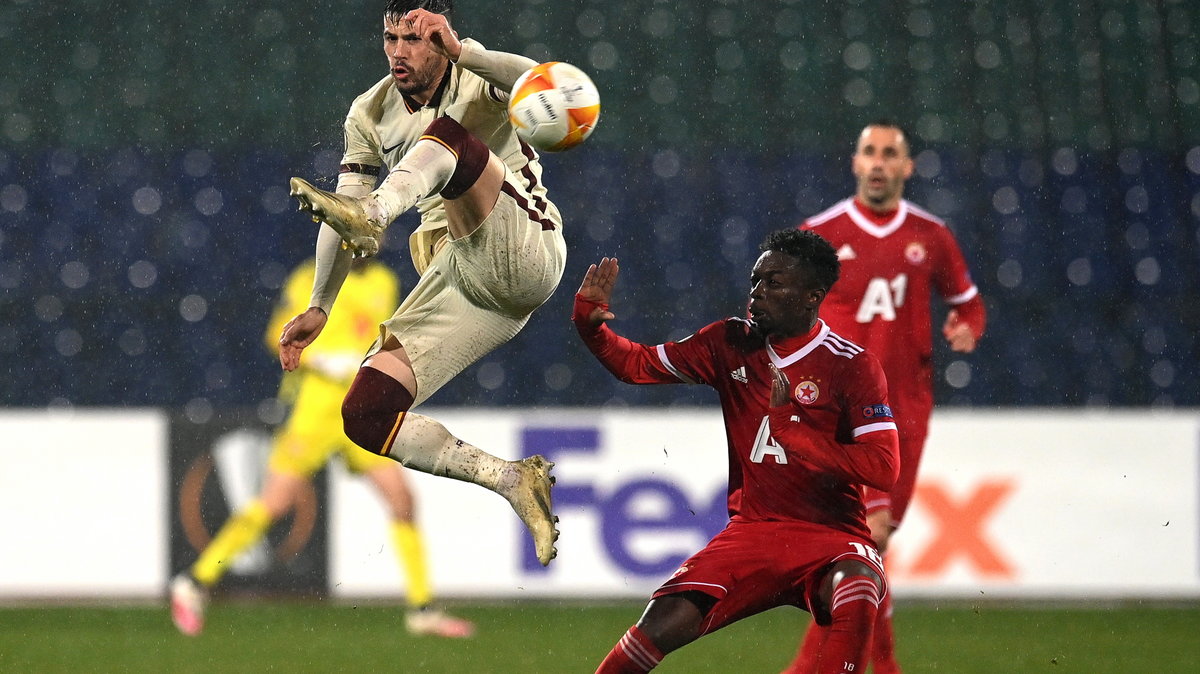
[{"left": 807, "top": 286, "right": 827, "bottom": 307}]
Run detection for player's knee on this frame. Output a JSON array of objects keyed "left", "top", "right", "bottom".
[
  {"left": 637, "top": 592, "right": 713, "bottom": 655},
  {"left": 815, "top": 560, "right": 883, "bottom": 624},
  {"left": 341, "top": 367, "right": 415, "bottom": 455},
  {"left": 423, "top": 116, "right": 490, "bottom": 199},
  {"left": 826, "top": 560, "right": 881, "bottom": 593}
]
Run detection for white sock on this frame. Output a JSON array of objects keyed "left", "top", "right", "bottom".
[
  {"left": 368, "top": 140, "right": 458, "bottom": 224},
  {"left": 387, "top": 413, "right": 511, "bottom": 491}
]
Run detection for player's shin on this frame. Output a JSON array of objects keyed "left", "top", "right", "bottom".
[
  {"left": 369, "top": 116, "right": 490, "bottom": 223},
  {"left": 783, "top": 621, "right": 827, "bottom": 674},
  {"left": 869, "top": 590, "right": 901, "bottom": 674},
  {"left": 386, "top": 413, "right": 560, "bottom": 566},
  {"left": 595, "top": 625, "right": 664, "bottom": 673},
  {"left": 192, "top": 500, "right": 273, "bottom": 587},
  {"left": 341, "top": 367, "right": 559, "bottom": 565},
  {"left": 392, "top": 521, "right": 433, "bottom": 609},
  {"left": 369, "top": 140, "right": 456, "bottom": 224}
]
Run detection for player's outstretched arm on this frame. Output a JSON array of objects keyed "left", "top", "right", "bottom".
[
  {"left": 572, "top": 257, "right": 683, "bottom": 386},
  {"left": 278, "top": 307, "right": 328, "bottom": 372},
  {"left": 575, "top": 257, "right": 619, "bottom": 326}
]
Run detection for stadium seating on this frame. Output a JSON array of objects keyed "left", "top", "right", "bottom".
[{"left": 2, "top": 143, "right": 1197, "bottom": 409}]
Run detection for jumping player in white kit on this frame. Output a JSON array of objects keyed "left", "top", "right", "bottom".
[{"left": 281, "top": 0, "right": 565, "bottom": 566}]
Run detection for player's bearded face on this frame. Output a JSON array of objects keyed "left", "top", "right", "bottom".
[
  {"left": 852, "top": 126, "right": 914, "bottom": 210},
  {"left": 383, "top": 17, "right": 448, "bottom": 99}
]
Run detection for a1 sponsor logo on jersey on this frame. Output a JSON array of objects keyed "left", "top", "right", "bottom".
[
  {"left": 905, "top": 242, "right": 926, "bottom": 265},
  {"left": 861, "top": 404, "right": 893, "bottom": 419},
  {"left": 794, "top": 380, "right": 820, "bottom": 405}
]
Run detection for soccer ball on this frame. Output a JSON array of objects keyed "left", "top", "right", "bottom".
[{"left": 508, "top": 62, "right": 601, "bottom": 152}]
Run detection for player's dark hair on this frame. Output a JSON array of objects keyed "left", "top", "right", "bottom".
[
  {"left": 861, "top": 118, "right": 912, "bottom": 155},
  {"left": 760, "top": 229, "right": 840, "bottom": 291},
  {"left": 385, "top": 0, "right": 453, "bottom": 22}
]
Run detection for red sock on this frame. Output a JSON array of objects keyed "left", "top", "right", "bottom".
[
  {"left": 870, "top": 590, "right": 901, "bottom": 673},
  {"left": 595, "top": 625, "right": 663, "bottom": 673},
  {"left": 782, "top": 620, "right": 826, "bottom": 674},
  {"left": 815, "top": 576, "right": 880, "bottom": 673}
]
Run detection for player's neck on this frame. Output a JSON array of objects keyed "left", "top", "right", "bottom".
[
  {"left": 853, "top": 196, "right": 901, "bottom": 221},
  {"left": 768, "top": 319, "right": 821, "bottom": 354}
]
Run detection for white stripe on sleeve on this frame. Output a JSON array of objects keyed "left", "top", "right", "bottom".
[
  {"left": 656, "top": 344, "right": 698, "bottom": 384},
  {"left": 853, "top": 421, "right": 898, "bottom": 437},
  {"left": 945, "top": 285, "right": 979, "bottom": 305}
]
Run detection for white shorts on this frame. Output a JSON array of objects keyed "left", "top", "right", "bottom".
[{"left": 368, "top": 175, "right": 566, "bottom": 406}]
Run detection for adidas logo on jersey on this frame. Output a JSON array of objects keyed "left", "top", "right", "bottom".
[
  {"left": 730, "top": 366, "right": 748, "bottom": 383},
  {"left": 836, "top": 244, "right": 856, "bottom": 260}
]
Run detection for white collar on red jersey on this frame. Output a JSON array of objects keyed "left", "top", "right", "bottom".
[
  {"left": 765, "top": 319, "right": 830, "bottom": 369},
  {"left": 847, "top": 198, "right": 909, "bottom": 239}
]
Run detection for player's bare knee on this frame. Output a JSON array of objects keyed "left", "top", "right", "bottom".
[
  {"left": 826, "top": 560, "right": 881, "bottom": 593},
  {"left": 636, "top": 592, "right": 712, "bottom": 654}
]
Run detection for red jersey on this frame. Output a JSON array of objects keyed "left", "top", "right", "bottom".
[
  {"left": 574, "top": 306, "right": 899, "bottom": 539},
  {"left": 801, "top": 198, "right": 979, "bottom": 404}
]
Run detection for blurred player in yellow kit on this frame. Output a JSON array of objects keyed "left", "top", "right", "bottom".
[{"left": 171, "top": 257, "right": 473, "bottom": 639}]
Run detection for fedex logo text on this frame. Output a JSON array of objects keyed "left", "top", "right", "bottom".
[
  {"left": 517, "top": 427, "right": 1019, "bottom": 585},
  {"left": 520, "top": 426, "right": 726, "bottom": 574},
  {"left": 888, "top": 478, "right": 1017, "bottom": 580}
]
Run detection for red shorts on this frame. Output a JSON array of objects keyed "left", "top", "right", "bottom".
[{"left": 652, "top": 519, "right": 886, "bottom": 633}]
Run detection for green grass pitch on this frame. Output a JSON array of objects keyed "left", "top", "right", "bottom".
[{"left": 1, "top": 600, "right": 1197, "bottom": 672}]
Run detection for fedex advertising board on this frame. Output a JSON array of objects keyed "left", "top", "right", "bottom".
[{"left": 328, "top": 408, "right": 1200, "bottom": 600}]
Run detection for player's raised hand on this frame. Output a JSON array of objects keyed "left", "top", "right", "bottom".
[
  {"left": 768, "top": 363, "right": 791, "bottom": 407},
  {"left": 576, "top": 257, "right": 619, "bottom": 326},
  {"left": 279, "top": 307, "right": 329, "bottom": 372},
  {"left": 942, "top": 309, "right": 977, "bottom": 353},
  {"left": 404, "top": 9, "right": 462, "bottom": 61}
]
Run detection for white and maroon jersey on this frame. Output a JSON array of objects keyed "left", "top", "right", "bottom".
[
  {"left": 339, "top": 39, "right": 559, "bottom": 272},
  {"left": 801, "top": 198, "right": 978, "bottom": 402},
  {"left": 580, "top": 314, "right": 897, "bottom": 537}
]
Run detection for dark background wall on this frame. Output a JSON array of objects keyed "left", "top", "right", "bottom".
[{"left": 2, "top": 0, "right": 1198, "bottom": 413}]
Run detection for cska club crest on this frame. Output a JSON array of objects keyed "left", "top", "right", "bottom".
[
  {"left": 905, "top": 241, "right": 927, "bottom": 265},
  {"left": 794, "top": 380, "right": 820, "bottom": 404}
]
